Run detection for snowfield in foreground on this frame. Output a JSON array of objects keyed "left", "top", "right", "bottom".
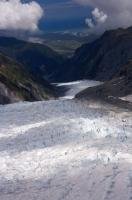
[{"left": 0, "top": 81, "right": 132, "bottom": 200}]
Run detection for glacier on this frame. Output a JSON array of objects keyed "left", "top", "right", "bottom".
[{"left": 0, "top": 80, "right": 132, "bottom": 200}]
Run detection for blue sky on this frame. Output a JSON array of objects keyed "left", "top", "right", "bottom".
[{"left": 29, "top": 0, "right": 92, "bottom": 32}]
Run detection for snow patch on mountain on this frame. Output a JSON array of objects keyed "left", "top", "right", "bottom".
[
  {"left": 120, "top": 95, "right": 132, "bottom": 103},
  {"left": 57, "top": 80, "right": 101, "bottom": 99}
]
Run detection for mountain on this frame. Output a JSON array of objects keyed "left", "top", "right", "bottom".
[
  {"left": 75, "top": 60, "right": 132, "bottom": 106},
  {"left": 64, "top": 27, "right": 132, "bottom": 81},
  {"left": 0, "top": 37, "right": 65, "bottom": 82},
  {"left": 0, "top": 53, "right": 56, "bottom": 104}
]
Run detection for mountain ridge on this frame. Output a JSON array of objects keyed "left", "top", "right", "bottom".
[
  {"left": 0, "top": 36, "right": 65, "bottom": 82},
  {"left": 61, "top": 26, "right": 132, "bottom": 82}
]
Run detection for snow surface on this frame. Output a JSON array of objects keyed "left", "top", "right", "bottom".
[
  {"left": 120, "top": 95, "right": 132, "bottom": 103},
  {"left": 0, "top": 80, "right": 132, "bottom": 200},
  {"left": 57, "top": 80, "right": 101, "bottom": 99}
]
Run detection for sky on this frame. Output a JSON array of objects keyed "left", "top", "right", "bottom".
[
  {"left": 35, "top": 0, "right": 92, "bottom": 32},
  {"left": 1, "top": 0, "right": 132, "bottom": 34}
]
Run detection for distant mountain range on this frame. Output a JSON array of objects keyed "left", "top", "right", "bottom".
[
  {"left": 34, "top": 32, "right": 97, "bottom": 57},
  {"left": 0, "top": 30, "right": 98, "bottom": 57}
]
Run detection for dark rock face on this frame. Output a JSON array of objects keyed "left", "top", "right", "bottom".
[
  {"left": 0, "top": 53, "right": 56, "bottom": 104},
  {"left": 0, "top": 37, "right": 65, "bottom": 82},
  {"left": 75, "top": 60, "right": 132, "bottom": 102},
  {"left": 68, "top": 27, "right": 132, "bottom": 81}
]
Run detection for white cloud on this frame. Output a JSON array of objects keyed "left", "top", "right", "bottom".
[
  {"left": 85, "top": 18, "right": 94, "bottom": 28},
  {"left": 0, "top": 0, "right": 44, "bottom": 31},
  {"left": 85, "top": 8, "right": 107, "bottom": 29},
  {"left": 74, "top": 0, "right": 132, "bottom": 33},
  {"left": 92, "top": 8, "right": 107, "bottom": 24}
]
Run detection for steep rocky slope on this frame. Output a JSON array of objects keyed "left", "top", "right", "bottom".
[
  {"left": 0, "top": 37, "right": 65, "bottom": 82},
  {"left": 0, "top": 53, "right": 56, "bottom": 104},
  {"left": 64, "top": 27, "right": 132, "bottom": 81},
  {"left": 75, "top": 60, "right": 132, "bottom": 105}
]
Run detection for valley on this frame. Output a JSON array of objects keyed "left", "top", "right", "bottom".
[
  {"left": 0, "top": 1, "right": 132, "bottom": 199},
  {"left": 0, "top": 26, "right": 132, "bottom": 200}
]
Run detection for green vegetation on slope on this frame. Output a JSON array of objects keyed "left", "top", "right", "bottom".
[{"left": 0, "top": 53, "right": 56, "bottom": 104}]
